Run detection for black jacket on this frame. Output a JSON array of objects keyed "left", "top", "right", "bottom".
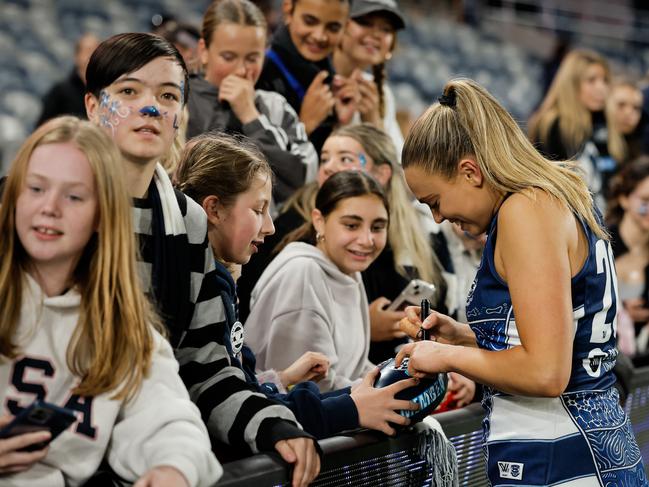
[
  {"left": 256, "top": 25, "right": 337, "bottom": 154},
  {"left": 37, "top": 70, "right": 87, "bottom": 127}
]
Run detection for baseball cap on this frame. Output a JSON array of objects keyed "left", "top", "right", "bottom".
[{"left": 350, "top": 0, "right": 406, "bottom": 30}]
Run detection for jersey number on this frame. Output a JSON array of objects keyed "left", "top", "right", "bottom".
[{"left": 590, "top": 239, "right": 618, "bottom": 343}]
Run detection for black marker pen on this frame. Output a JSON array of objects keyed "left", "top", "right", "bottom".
[{"left": 420, "top": 298, "right": 431, "bottom": 341}]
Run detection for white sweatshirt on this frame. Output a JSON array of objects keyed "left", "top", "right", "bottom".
[
  {"left": 245, "top": 242, "right": 375, "bottom": 392},
  {"left": 0, "top": 275, "right": 222, "bottom": 487}
]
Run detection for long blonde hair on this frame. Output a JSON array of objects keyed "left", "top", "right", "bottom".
[
  {"left": 528, "top": 49, "right": 624, "bottom": 162},
  {"left": 0, "top": 116, "right": 160, "bottom": 400},
  {"left": 281, "top": 123, "right": 445, "bottom": 289},
  {"left": 403, "top": 78, "right": 607, "bottom": 240}
]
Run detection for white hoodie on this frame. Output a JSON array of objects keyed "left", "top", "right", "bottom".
[
  {"left": 245, "top": 242, "right": 375, "bottom": 392},
  {"left": 0, "top": 275, "right": 222, "bottom": 487}
]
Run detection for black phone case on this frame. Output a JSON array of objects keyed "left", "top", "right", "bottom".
[{"left": 0, "top": 400, "right": 77, "bottom": 452}]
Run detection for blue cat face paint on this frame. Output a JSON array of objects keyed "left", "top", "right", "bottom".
[{"left": 140, "top": 106, "right": 162, "bottom": 117}]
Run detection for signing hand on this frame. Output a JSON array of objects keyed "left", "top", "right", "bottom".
[
  {"left": 274, "top": 437, "right": 320, "bottom": 487},
  {"left": 395, "top": 340, "right": 451, "bottom": 379},
  {"left": 219, "top": 73, "right": 260, "bottom": 124},
  {"left": 133, "top": 466, "right": 189, "bottom": 487},
  {"left": 399, "top": 306, "right": 464, "bottom": 345},
  {"left": 279, "top": 351, "right": 330, "bottom": 387}
]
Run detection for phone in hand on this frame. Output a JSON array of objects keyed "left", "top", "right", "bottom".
[
  {"left": 387, "top": 279, "right": 436, "bottom": 312},
  {"left": 0, "top": 400, "right": 77, "bottom": 452}
]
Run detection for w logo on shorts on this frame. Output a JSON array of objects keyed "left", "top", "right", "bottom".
[{"left": 498, "top": 461, "right": 524, "bottom": 480}]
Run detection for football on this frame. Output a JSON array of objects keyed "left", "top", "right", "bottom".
[{"left": 374, "top": 358, "right": 448, "bottom": 423}]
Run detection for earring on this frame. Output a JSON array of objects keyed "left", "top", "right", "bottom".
[{"left": 316, "top": 232, "right": 325, "bottom": 243}]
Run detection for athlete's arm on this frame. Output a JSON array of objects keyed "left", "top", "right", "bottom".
[{"left": 400, "top": 191, "right": 583, "bottom": 397}]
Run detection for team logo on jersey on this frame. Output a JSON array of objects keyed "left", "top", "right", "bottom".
[
  {"left": 230, "top": 321, "right": 244, "bottom": 356},
  {"left": 583, "top": 348, "right": 607, "bottom": 378},
  {"left": 466, "top": 278, "right": 478, "bottom": 307},
  {"left": 498, "top": 461, "right": 524, "bottom": 480}
]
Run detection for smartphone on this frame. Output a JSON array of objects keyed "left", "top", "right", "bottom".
[
  {"left": 387, "top": 279, "right": 436, "bottom": 311},
  {"left": 0, "top": 400, "right": 77, "bottom": 452}
]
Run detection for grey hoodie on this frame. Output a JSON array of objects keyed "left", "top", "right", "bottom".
[
  {"left": 187, "top": 76, "right": 317, "bottom": 204},
  {"left": 245, "top": 242, "right": 375, "bottom": 392}
]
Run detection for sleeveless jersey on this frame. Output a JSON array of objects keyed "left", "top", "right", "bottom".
[{"left": 467, "top": 209, "right": 647, "bottom": 486}]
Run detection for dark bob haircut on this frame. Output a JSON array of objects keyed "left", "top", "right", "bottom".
[{"left": 85, "top": 32, "right": 189, "bottom": 104}]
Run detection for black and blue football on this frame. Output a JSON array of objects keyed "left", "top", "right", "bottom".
[{"left": 374, "top": 358, "right": 448, "bottom": 424}]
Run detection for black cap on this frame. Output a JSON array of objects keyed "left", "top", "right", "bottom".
[{"left": 350, "top": 0, "right": 406, "bottom": 30}]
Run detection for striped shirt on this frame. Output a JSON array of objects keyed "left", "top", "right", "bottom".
[{"left": 131, "top": 166, "right": 304, "bottom": 455}]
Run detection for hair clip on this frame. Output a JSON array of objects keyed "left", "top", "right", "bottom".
[{"left": 438, "top": 91, "right": 456, "bottom": 108}]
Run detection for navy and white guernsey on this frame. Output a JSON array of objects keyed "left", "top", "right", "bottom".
[{"left": 467, "top": 208, "right": 647, "bottom": 486}]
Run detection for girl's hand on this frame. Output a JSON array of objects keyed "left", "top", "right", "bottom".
[
  {"left": 332, "top": 74, "right": 359, "bottom": 126},
  {"left": 354, "top": 72, "right": 381, "bottom": 127},
  {"left": 447, "top": 372, "right": 476, "bottom": 407},
  {"left": 400, "top": 306, "right": 463, "bottom": 345},
  {"left": 351, "top": 368, "right": 419, "bottom": 436},
  {"left": 279, "top": 351, "right": 330, "bottom": 387},
  {"left": 395, "top": 340, "right": 451, "bottom": 378},
  {"left": 133, "top": 466, "right": 189, "bottom": 487},
  {"left": 219, "top": 73, "right": 260, "bottom": 124},
  {"left": 274, "top": 437, "right": 320, "bottom": 487},
  {"left": 0, "top": 415, "right": 50, "bottom": 474},
  {"left": 369, "top": 297, "right": 406, "bottom": 342},
  {"left": 300, "top": 71, "right": 335, "bottom": 135}
]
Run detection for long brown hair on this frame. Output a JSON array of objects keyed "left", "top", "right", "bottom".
[
  {"left": 606, "top": 155, "right": 649, "bottom": 226},
  {"left": 0, "top": 116, "right": 160, "bottom": 400},
  {"left": 175, "top": 132, "right": 273, "bottom": 207},
  {"left": 276, "top": 170, "right": 389, "bottom": 254}
]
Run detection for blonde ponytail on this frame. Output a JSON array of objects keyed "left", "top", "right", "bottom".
[{"left": 403, "top": 78, "right": 607, "bottom": 240}]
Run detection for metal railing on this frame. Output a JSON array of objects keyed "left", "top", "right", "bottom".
[{"left": 219, "top": 366, "right": 649, "bottom": 486}]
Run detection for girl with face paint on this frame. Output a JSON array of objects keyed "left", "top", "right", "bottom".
[
  {"left": 84, "top": 34, "right": 322, "bottom": 485},
  {"left": 238, "top": 124, "right": 449, "bottom": 368},
  {"left": 85, "top": 36, "right": 187, "bottom": 198},
  {"left": 606, "top": 156, "right": 649, "bottom": 345}
]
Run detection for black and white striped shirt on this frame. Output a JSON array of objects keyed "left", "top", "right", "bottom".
[{"left": 132, "top": 166, "right": 306, "bottom": 455}]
